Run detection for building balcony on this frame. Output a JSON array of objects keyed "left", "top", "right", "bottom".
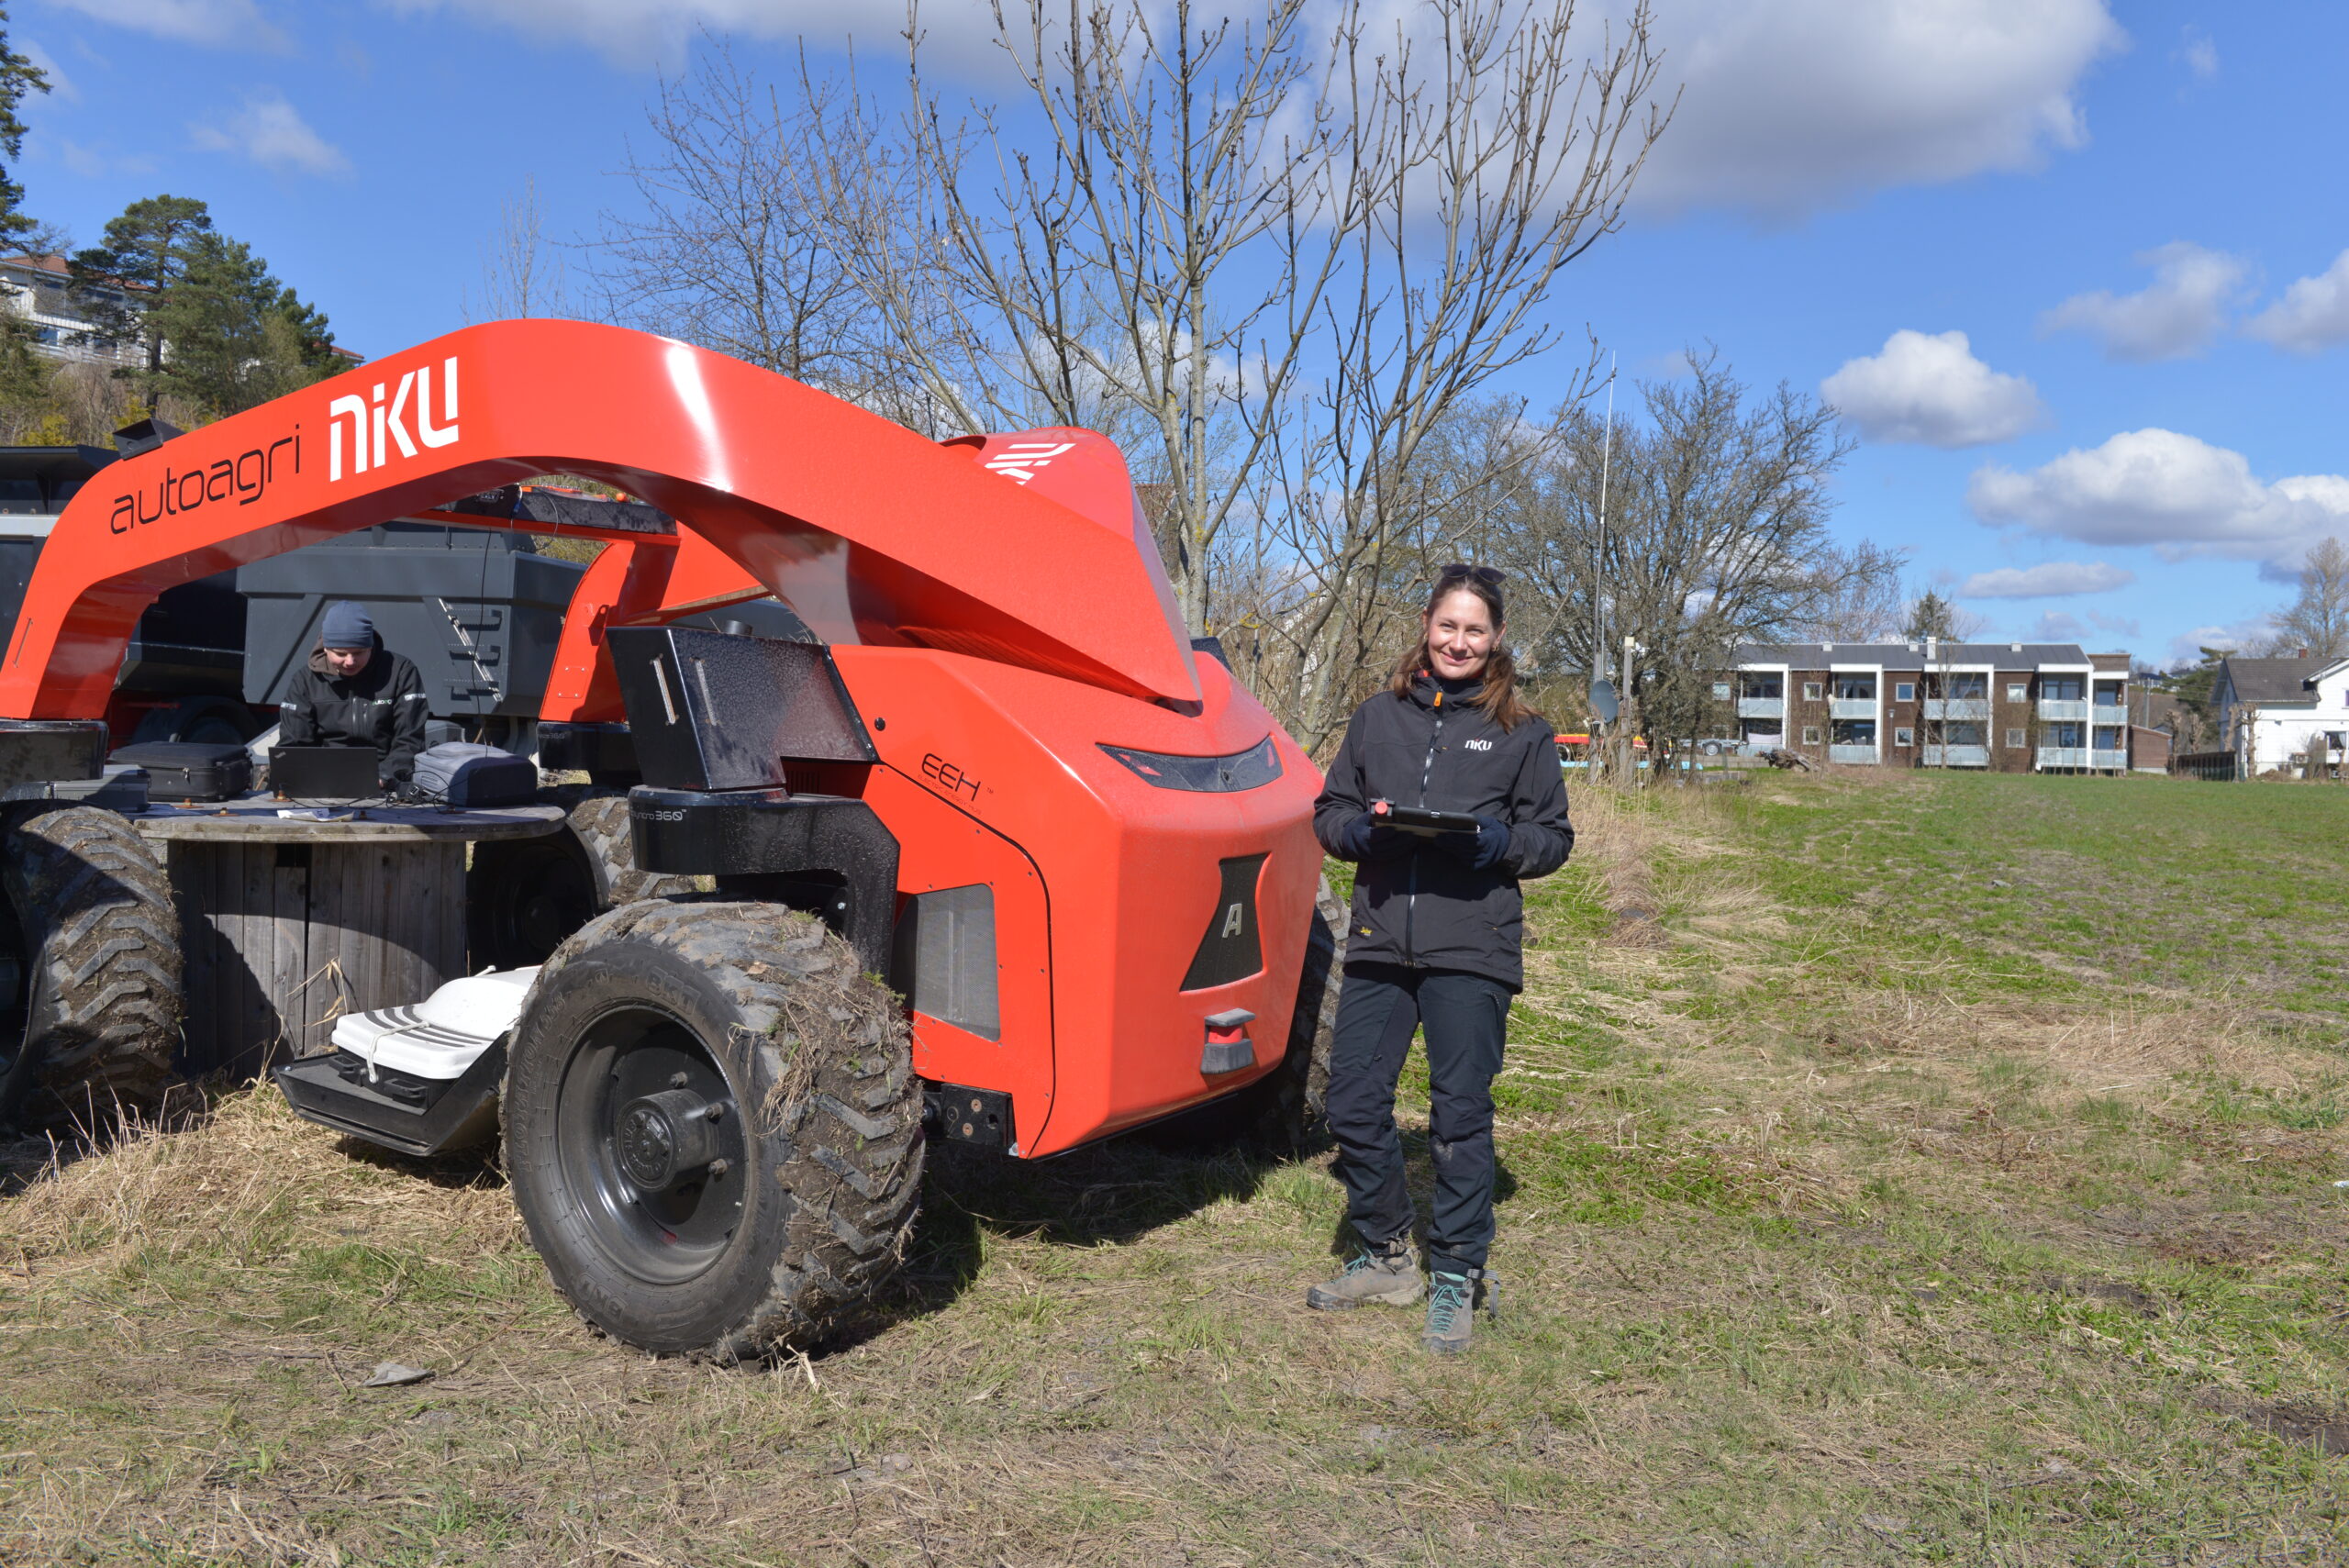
[
  {"left": 1922, "top": 697, "right": 1989, "bottom": 721},
  {"left": 2037, "top": 746, "right": 2089, "bottom": 770},
  {"left": 2038, "top": 698, "right": 2089, "bottom": 722},
  {"left": 1736, "top": 695, "right": 1784, "bottom": 719},
  {"left": 1829, "top": 697, "right": 1876, "bottom": 720},
  {"left": 1922, "top": 744, "right": 1990, "bottom": 768},
  {"left": 1827, "top": 744, "right": 1879, "bottom": 766},
  {"left": 2090, "top": 748, "right": 2128, "bottom": 771},
  {"left": 2092, "top": 704, "right": 2128, "bottom": 724}
]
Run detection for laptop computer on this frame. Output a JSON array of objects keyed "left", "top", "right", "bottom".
[{"left": 270, "top": 745, "right": 383, "bottom": 800}]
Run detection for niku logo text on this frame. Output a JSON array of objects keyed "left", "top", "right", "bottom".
[{"left": 330, "top": 356, "right": 460, "bottom": 482}]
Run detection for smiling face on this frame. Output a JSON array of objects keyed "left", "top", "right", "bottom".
[{"left": 1424, "top": 586, "right": 1499, "bottom": 683}]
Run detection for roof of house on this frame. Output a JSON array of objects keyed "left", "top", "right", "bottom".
[
  {"left": 1734, "top": 640, "right": 2097, "bottom": 671},
  {"left": 2220, "top": 656, "right": 2324, "bottom": 706}
]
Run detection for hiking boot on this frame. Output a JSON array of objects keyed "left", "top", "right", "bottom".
[
  {"left": 1422, "top": 1268, "right": 1497, "bottom": 1355},
  {"left": 1306, "top": 1237, "right": 1423, "bottom": 1311}
]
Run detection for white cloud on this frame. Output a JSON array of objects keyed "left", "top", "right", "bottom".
[
  {"left": 190, "top": 93, "right": 348, "bottom": 175},
  {"left": 374, "top": 0, "right": 1007, "bottom": 68},
  {"left": 18, "top": 38, "right": 78, "bottom": 101},
  {"left": 1958, "top": 561, "right": 2132, "bottom": 598},
  {"left": 1820, "top": 329, "right": 2043, "bottom": 448},
  {"left": 39, "top": 0, "right": 286, "bottom": 50},
  {"left": 43, "top": 134, "right": 153, "bottom": 177},
  {"left": 2027, "top": 610, "right": 2087, "bottom": 641},
  {"left": 2039, "top": 241, "right": 2249, "bottom": 361},
  {"left": 1969, "top": 428, "right": 2349, "bottom": 573},
  {"left": 1630, "top": 0, "right": 2124, "bottom": 217},
  {"left": 2245, "top": 249, "right": 2349, "bottom": 355},
  {"left": 2178, "top": 28, "right": 2218, "bottom": 81},
  {"left": 2168, "top": 617, "right": 2271, "bottom": 664}
]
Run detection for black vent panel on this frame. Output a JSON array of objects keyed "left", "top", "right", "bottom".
[{"left": 1181, "top": 854, "right": 1267, "bottom": 992}]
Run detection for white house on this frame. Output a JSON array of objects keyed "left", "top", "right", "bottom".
[
  {"left": 2214, "top": 655, "right": 2349, "bottom": 773},
  {"left": 0, "top": 254, "right": 142, "bottom": 367}
]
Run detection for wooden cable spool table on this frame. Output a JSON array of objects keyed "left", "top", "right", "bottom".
[{"left": 128, "top": 796, "right": 567, "bottom": 1080}]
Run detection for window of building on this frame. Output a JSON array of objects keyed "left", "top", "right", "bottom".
[
  {"left": 1833, "top": 673, "right": 1876, "bottom": 700},
  {"left": 1948, "top": 673, "right": 1987, "bottom": 699},
  {"left": 2042, "top": 675, "right": 2085, "bottom": 701},
  {"left": 1830, "top": 718, "right": 1876, "bottom": 745},
  {"left": 1894, "top": 727, "right": 1914, "bottom": 746},
  {"left": 2006, "top": 684, "right": 2027, "bottom": 702},
  {"left": 1944, "top": 723, "right": 1985, "bottom": 746},
  {"left": 2005, "top": 728, "right": 2025, "bottom": 748},
  {"left": 1894, "top": 682, "right": 1916, "bottom": 702},
  {"left": 1801, "top": 727, "right": 1821, "bottom": 745},
  {"left": 1802, "top": 682, "right": 1822, "bottom": 701},
  {"left": 1710, "top": 682, "right": 1731, "bottom": 701},
  {"left": 1741, "top": 674, "right": 1783, "bottom": 700}
]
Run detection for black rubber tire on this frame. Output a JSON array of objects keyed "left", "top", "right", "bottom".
[
  {"left": 569, "top": 794, "right": 698, "bottom": 908},
  {"left": 0, "top": 806, "right": 183, "bottom": 1128},
  {"left": 468, "top": 793, "right": 697, "bottom": 972},
  {"left": 504, "top": 899, "right": 923, "bottom": 1358},
  {"left": 1141, "top": 876, "right": 1345, "bottom": 1151}
]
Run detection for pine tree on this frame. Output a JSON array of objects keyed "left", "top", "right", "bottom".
[
  {"left": 149, "top": 233, "right": 314, "bottom": 417},
  {"left": 0, "top": 6, "right": 49, "bottom": 245},
  {"left": 1903, "top": 591, "right": 1959, "bottom": 641},
  {"left": 68, "top": 195, "right": 215, "bottom": 394}
]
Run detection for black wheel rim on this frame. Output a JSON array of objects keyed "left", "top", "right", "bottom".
[{"left": 552, "top": 1004, "right": 750, "bottom": 1285}]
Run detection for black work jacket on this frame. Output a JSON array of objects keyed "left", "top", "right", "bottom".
[
  {"left": 1312, "top": 677, "right": 1575, "bottom": 990},
  {"left": 277, "top": 638, "right": 430, "bottom": 783}
]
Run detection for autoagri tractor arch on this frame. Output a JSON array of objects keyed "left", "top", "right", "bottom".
[{"left": 0, "top": 320, "right": 1322, "bottom": 1162}]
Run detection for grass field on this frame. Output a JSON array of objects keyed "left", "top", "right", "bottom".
[{"left": 3, "top": 770, "right": 2344, "bottom": 1565}]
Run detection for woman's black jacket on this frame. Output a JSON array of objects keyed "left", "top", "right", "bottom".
[{"left": 1312, "top": 677, "right": 1574, "bottom": 990}]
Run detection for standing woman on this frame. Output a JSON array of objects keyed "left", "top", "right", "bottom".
[{"left": 1308, "top": 564, "right": 1575, "bottom": 1354}]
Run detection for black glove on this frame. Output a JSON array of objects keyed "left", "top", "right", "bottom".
[
  {"left": 1333, "top": 809, "right": 1408, "bottom": 862},
  {"left": 1436, "top": 815, "right": 1512, "bottom": 871}
]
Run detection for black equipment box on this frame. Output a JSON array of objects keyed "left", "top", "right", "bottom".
[
  {"left": 607, "top": 626, "right": 874, "bottom": 792},
  {"left": 108, "top": 740, "right": 252, "bottom": 800}
]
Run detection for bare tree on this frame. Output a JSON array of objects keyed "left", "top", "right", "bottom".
[
  {"left": 2270, "top": 536, "right": 2349, "bottom": 664},
  {"left": 775, "top": 0, "right": 1665, "bottom": 748},
  {"left": 470, "top": 175, "right": 566, "bottom": 321},
  {"left": 1786, "top": 541, "right": 1909, "bottom": 641},
  {"left": 1493, "top": 351, "right": 1888, "bottom": 754},
  {"left": 593, "top": 46, "right": 865, "bottom": 383}
]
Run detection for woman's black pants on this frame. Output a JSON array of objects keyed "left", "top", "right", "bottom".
[{"left": 1323, "top": 960, "right": 1512, "bottom": 1276}]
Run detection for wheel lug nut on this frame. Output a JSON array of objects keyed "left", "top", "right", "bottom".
[
  {"left": 707, "top": 1159, "right": 731, "bottom": 1178},
  {"left": 705, "top": 1103, "right": 726, "bottom": 1121},
  {"left": 669, "top": 1072, "right": 690, "bottom": 1089}
]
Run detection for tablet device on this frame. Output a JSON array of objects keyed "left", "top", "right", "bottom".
[
  {"left": 271, "top": 745, "right": 382, "bottom": 800},
  {"left": 1382, "top": 804, "right": 1480, "bottom": 835}
]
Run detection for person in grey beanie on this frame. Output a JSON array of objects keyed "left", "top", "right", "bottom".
[{"left": 277, "top": 601, "right": 430, "bottom": 785}]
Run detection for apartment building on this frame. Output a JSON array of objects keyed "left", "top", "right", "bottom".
[
  {"left": 0, "top": 254, "right": 142, "bottom": 367},
  {"left": 1725, "top": 640, "right": 2138, "bottom": 773}
]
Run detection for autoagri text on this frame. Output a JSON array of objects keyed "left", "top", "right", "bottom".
[{"left": 109, "top": 431, "right": 299, "bottom": 533}]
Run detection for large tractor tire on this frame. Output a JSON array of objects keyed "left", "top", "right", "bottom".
[
  {"left": 504, "top": 899, "right": 923, "bottom": 1359},
  {"left": 1145, "top": 876, "right": 1345, "bottom": 1151},
  {"left": 0, "top": 806, "right": 183, "bottom": 1129},
  {"left": 469, "top": 792, "right": 697, "bottom": 972}
]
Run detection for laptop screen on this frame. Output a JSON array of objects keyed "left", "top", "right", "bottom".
[{"left": 270, "top": 746, "right": 381, "bottom": 799}]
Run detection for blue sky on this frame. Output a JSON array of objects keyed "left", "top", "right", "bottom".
[{"left": 12, "top": 0, "right": 2345, "bottom": 668}]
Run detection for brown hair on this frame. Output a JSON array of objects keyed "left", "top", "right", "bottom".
[{"left": 1387, "top": 569, "right": 1534, "bottom": 730}]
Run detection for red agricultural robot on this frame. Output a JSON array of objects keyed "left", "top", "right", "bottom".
[{"left": 0, "top": 320, "right": 1335, "bottom": 1358}]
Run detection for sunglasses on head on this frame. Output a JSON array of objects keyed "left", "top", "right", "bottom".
[{"left": 1436, "top": 562, "right": 1507, "bottom": 586}]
